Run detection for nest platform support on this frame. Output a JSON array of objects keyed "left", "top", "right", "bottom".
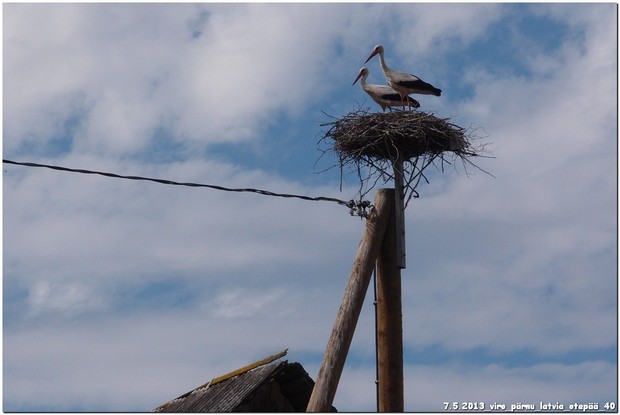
[{"left": 314, "top": 107, "right": 489, "bottom": 411}]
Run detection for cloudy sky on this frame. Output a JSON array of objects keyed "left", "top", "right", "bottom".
[{"left": 3, "top": 3, "right": 617, "bottom": 412}]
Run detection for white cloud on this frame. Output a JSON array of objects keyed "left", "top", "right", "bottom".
[
  {"left": 393, "top": 3, "right": 504, "bottom": 58},
  {"left": 27, "top": 280, "right": 103, "bottom": 317},
  {"left": 4, "top": 3, "right": 376, "bottom": 157},
  {"left": 4, "top": 4, "right": 193, "bottom": 155},
  {"left": 3, "top": 3, "right": 616, "bottom": 412},
  {"left": 397, "top": 2, "right": 616, "bottom": 359},
  {"left": 212, "top": 288, "right": 285, "bottom": 319}
]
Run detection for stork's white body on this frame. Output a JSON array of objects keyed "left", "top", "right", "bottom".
[
  {"left": 365, "top": 45, "right": 441, "bottom": 108},
  {"left": 353, "top": 67, "right": 420, "bottom": 111}
]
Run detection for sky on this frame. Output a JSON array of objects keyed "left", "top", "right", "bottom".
[{"left": 2, "top": 2, "right": 618, "bottom": 412}]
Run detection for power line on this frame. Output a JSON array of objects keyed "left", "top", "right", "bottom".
[{"left": 3, "top": 159, "right": 372, "bottom": 217}]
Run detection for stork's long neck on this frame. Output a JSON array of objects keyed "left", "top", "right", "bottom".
[
  {"left": 378, "top": 50, "right": 392, "bottom": 76},
  {"left": 360, "top": 73, "right": 368, "bottom": 88}
]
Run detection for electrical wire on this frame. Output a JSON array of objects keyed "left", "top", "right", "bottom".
[{"left": 3, "top": 159, "right": 372, "bottom": 216}]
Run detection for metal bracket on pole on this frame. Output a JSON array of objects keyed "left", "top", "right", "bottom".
[{"left": 393, "top": 155, "right": 406, "bottom": 269}]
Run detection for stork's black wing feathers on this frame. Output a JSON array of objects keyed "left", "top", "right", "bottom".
[{"left": 396, "top": 77, "right": 442, "bottom": 96}]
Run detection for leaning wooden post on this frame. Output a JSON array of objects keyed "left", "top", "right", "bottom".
[
  {"left": 307, "top": 189, "right": 394, "bottom": 412},
  {"left": 376, "top": 187, "right": 404, "bottom": 412}
]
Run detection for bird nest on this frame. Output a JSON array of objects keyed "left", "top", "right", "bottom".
[{"left": 318, "top": 108, "right": 490, "bottom": 211}]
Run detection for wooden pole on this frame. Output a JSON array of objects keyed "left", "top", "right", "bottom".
[
  {"left": 307, "top": 189, "right": 394, "bottom": 412},
  {"left": 393, "top": 154, "right": 406, "bottom": 269},
  {"left": 376, "top": 195, "right": 404, "bottom": 411}
]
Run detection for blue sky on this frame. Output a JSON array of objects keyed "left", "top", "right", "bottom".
[{"left": 3, "top": 3, "right": 617, "bottom": 412}]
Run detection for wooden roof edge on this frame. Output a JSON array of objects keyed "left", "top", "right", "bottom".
[
  {"left": 152, "top": 349, "right": 289, "bottom": 412},
  {"left": 207, "top": 348, "right": 289, "bottom": 387}
]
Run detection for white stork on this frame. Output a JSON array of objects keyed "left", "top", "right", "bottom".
[
  {"left": 365, "top": 44, "right": 441, "bottom": 109},
  {"left": 353, "top": 67, "right": 420, "bottom": 112}
]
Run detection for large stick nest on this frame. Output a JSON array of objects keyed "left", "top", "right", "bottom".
[
  {"left": 318, "top": 108, "right": 490, "bottom": 210},
  {"left": 326, "top": 109, "right": 473, "bottom": 161}
]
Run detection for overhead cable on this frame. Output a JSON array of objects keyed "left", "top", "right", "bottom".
[{"left": 3, "top": 159, "right": 372, "bottom": 217}]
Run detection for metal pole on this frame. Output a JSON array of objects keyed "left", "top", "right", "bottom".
[{"left": 393, "top": 154, "right": 406, "bottom": 269}]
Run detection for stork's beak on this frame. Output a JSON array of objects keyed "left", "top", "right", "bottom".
[
  {"left": 352, "top": 72, "right": 363, "bottom": 86},
  {"left": 364, "top": 50, "right": 377, "bottom": 64}
]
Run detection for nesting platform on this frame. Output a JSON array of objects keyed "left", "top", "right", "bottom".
[
  {"left": 319, "top": 108, "right": 487, "bottom": 206},
  {"left": 323, "top": 109, "right": 472, "bottom": 162}
]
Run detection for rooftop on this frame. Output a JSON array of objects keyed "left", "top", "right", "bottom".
[{"left": 153, "top": 350, "right": 336, "bottom": 412}]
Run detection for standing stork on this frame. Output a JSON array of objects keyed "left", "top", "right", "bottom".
[
  {"left": 365, "top": 44, "right": 441, "bottom": 110},
  {"left": 353, "top": 67, "right": 420, "bottom": 112}
]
